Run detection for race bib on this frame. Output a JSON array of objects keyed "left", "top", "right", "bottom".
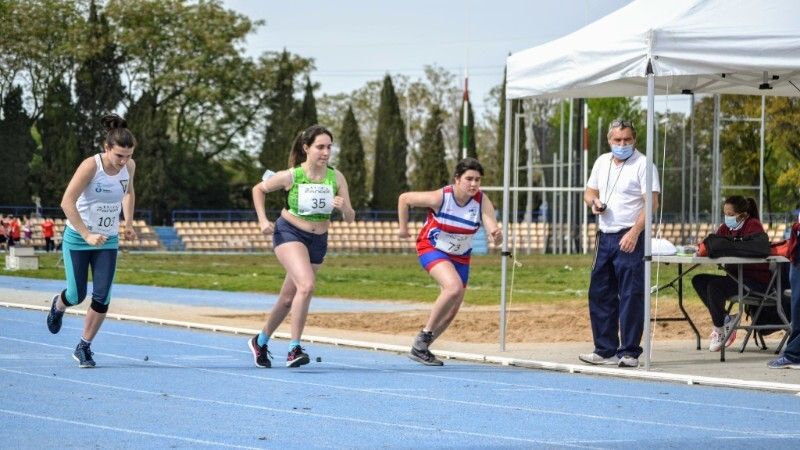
[
  {"left": 88, "top": 202, "right": 121, "bottom": 236},
  {"left": 297, "top": 184, "right": 334, "bottom": 216},
  {"left": 434, "top": 231, "right": 474, "bottom": 255}
]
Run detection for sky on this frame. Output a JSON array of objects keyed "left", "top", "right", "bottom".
[{"left": 221, "top": 0, "right": 683, "bottom": 116}]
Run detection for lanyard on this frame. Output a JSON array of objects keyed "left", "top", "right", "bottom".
[{"left": 602, "top": 156, "right": 627, "bottom": 205}]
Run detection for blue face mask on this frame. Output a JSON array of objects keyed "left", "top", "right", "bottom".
[
  {"left": 724, "top": 215, "right": 742, "bottom": 230},
  {"left": 611, "top": 144, "right": 634, "bottom": 160}
]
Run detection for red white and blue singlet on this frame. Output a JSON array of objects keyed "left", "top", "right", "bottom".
[{"left": 416, "top": 186, "right": 482, "bottom": 284}]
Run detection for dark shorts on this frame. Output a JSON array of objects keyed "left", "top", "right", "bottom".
[
  {"left": 272, "top": 216, "right": 328, "bottom": 264},
  {"left": 418, "top": 249, "right": 470, "bottom": 286}
]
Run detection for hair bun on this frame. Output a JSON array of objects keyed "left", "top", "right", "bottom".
[{"left": 101, "top": 114, "right": 127, "bottom": 131}]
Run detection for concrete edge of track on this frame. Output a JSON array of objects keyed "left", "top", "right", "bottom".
[{"left": 4, "top": 301, "right": 800, "bottom": 395}]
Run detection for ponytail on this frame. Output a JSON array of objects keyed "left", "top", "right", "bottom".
[
  {"left": 724, "top": 195, "right": 760, "bottom": 220},
  {"left": 287, "top": 124, "right": 333, "bottom": 168}
]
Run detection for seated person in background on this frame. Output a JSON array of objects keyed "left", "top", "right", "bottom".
[{"left": 691, "top": 196, "right": 771, "bottom": 352}]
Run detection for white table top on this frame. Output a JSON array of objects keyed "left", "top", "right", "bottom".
[{"left": 652, "top": 254, "right": 789, "bottom": 264}]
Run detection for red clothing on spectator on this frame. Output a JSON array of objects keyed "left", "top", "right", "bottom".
[
  {"left": 715, "top": 217, "right": 771, "bottom": 284},
  {"left": 42, "top": 220, "right": 55, "bottom": 238},
  {"left": 9, "top": 219, "right": 20, "bottom": 240}
]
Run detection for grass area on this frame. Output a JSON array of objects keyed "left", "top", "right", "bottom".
[{"left": 8, "top": 252, "right": 713, "bottom": 305}]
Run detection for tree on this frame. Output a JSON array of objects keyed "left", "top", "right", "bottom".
[
  {"left": 337, "top": 105, "right": 368, "bottom": 209},
  {"left": 125, "top": 91, "right": 174, "bottom": 224},
  {"left": 37, "top": 79, "right": 81, "bottom": 205},
  {"left": 260, "top": 49, "right": 300, "bottom": 211},
  {"left": 372, "top": 75, "right": 408, "bottom": 209},
  {"left": 298, "top": 76, "right": 318, "bottom": 128},
  {"left": 75, "top": 0, "right": 124, "bottom": 157},
  {"left": 0, "top": 86, "right": 36, "bottom": 204},
  {"left": 458, "top": 96, "right": 477, "bottom": 160},
  {"left": 412, "top": 106, "right": 450, "bottom": 191}
]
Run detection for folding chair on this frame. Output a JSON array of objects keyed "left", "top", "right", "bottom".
[{"left": 725, "top": 260, "right": 791, "bottom": 354}]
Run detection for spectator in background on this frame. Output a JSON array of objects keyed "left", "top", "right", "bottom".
[
  {"left": 8, "top": 215, "right": 20, "bottom": 247},
  {"left": 22, "top": 215, "right": 32, "bottom": 246},
  {"left": 0, "top": 215, "right": 7, "bottom": 251},
  {"left": 41, "top": 217, "right": 56, "bottom": 252}
]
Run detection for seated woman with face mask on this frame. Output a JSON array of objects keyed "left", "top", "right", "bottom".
[{"left": 691, "top": 195, "right": 771, "bottom": 352}]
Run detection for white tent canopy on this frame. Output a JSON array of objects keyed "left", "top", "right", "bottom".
[
  {"left": 498, "top": 0, "right": 800, "bottom": 368},
  {"left": 507, "top": 0, "right": 800, "bottom": 100}
]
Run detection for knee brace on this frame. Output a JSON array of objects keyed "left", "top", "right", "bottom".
[
  {"left": 61, "top": 289, "right": 84, "bottom": 307},
  {"left": 90, "top": 300, "right": 109, "bottom": 314}
]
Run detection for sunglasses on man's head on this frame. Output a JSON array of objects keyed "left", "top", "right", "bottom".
[{"left": 609, "top": 120, "right": 633, "bottom": 129}]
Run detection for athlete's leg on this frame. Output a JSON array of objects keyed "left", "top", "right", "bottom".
[
  {"left": 274, "top": 241, "right": 317, "bottom": 341},
  {"left": 424, "top": 261, "right": 466, "bottom": 340},
  {"left": 81, "top": 249, "right": 117, "bottom": 342},
  {"left": 262, "top": 264, "right": 321, "bottom": 337}
]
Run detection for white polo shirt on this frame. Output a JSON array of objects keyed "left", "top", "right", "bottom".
[{"left": 586, "top": 150, "right": 660, "bottom": 233}]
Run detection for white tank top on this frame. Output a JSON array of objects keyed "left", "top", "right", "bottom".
[{"left": 68, "top": 154, "right": 130, "bottom": 237}]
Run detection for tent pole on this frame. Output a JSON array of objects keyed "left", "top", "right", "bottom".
[
  {"left": 567, "top": 99, "right": 574, "bottom": 253},
  {"left": 582, "top": 102, "right": 589, "bottom": 254},
  {"left": 643, "top": 73, "right": 655, "bottom": 371},
  {"left": 689, "top": 94, "right": 695, "bottom": 239},
  {"left": 500, "top": 98, "right": 513, "bottom": 351},
  {"left": 712, "top": 94, "right": 721, "bottom": 228},
  {"left": 759, "top": 95, "right": 766, "bottom": 218}
]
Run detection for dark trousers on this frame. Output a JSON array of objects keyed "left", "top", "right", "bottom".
[
  {"left": 691, "top": 273, "right": 767, "bottom": 328},
  {"left": 784, "top": 263, "right": 800, "bottom": 361},
  {"left": 45, "top": 237, "right": 54, "bottom": 252},
  {"left": 588, "top": 230, "right": 645, "bottom": 358}
]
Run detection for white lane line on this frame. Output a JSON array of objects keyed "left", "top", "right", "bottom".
[
  {"left": 5, "top": 317, "right": 800, "bottom": 421},
  {"left": 13, "top": 319, "right": 800, "bottom": 418},
  {"left": 3, "top": 337, "right": 786, "bottom": 442},
  {"left": 0, "top": 408, "right": 262, "bottom": 449},
  {"left": 0, "top": 368, "right": 596, "bottom": 449}
]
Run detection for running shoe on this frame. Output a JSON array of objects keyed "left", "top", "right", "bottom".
[
  {"left": 408, "top": 347, "right": 443, "bottom": 366},
  {"left": 247, "top": 336, "right": 271, "bottom": 368},
  {"left": 286, "top": 345, "right": 310, "bottom": 368},
  {"left": 767, "top": 355, "right": 800, "bottom": 369},
  {"left": 73, "top": 342, "right": 95, "bottom": 368},
  {"left": 46, "top": 294, "right": 64, "bottom": 334},
  {"left": 578, "top": 353, "right": 619, "bottom": 365}
]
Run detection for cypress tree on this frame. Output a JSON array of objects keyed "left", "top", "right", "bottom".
[
  {"left": 459, "top": 97, "right": 477, "bottom": 160},
  {"left": 337, "top": 105, "right": 367, "bottom": 209},
  {"left": 75, "top": 0, "right": 124, "bottom": 158},
  {"left": 260, "top": 50, "right": 299, "bottom": 211},
  {"left": 38, "top": 80, "right": 81, "bottom": 206},
  {"left": 298, "top": 76, "right": 318, "bottom": 128},
  {"left": 372, "top": 75, "right": 408, "bottom": 209},
  {"left": 126, "top": 92, "right": 174, "bottom": 224},
  {"left": 0, "top": 86, "right": 36, "bottom": 205},
  {"left": 412, "top": 106, "right": 449, "bottom": 191}
]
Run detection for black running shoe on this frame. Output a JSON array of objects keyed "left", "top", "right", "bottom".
[
  {"left": 73, "top": 342, "right": 95, "bottom": 368},
  {"left": 408, "top": 347, "right": 443, "bottom": 366},
  {"left": 286, "top": 345, "right": 310, "bottom": 368},
  {"left": 46, "top": 294, "right": 64, "bottom": 334},
  {"left": 248, "top": 335, "right": 272, "bottom": 368}
]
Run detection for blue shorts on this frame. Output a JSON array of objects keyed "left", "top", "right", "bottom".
[
  {"left": 419, "top": 249, "right": 470, "bottom": 286},
  {"left": 272, "top": 217, "right": 328, "bottom": 264}
]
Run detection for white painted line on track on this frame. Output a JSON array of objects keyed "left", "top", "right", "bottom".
[
  {"left": 0, "top": 408, "right": 262, "bottom": 449},
  {"left": 4, "top": 300, "right": 800, "bottom": 394},
  {"left": 4, "top": 317, "right": 800, "bottom": 418},
  {"left": 0, "top": 336, "right": 794, "bottom": 441},
  {"left": 0, "top": 367, "right": 598, "bottom": 449}
]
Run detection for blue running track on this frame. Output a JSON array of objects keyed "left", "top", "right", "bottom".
[{"left": 2, "top": 308, "right": 800, "bottom": 449}]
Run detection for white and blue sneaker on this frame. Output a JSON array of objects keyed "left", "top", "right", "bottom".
[{"left": 767, "top": 356, "right": 800, "bottom": 369}]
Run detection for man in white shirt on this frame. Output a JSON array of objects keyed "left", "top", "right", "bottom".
[{"left": 580, "top": 119, "right": 660, "bottom": 368}]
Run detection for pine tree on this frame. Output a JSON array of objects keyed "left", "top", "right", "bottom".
[
  {"left": 75, "top": 0, "right": 124, "bottom": 158},
  {"left": 459, "top": 96, "right": 477, "bottom": 160},
  {"left": 260, "top": 50, "right": 299, "bottom": 211},
  {"left": 298, "top": 76, "right": 318, "bottom": 128},
  {"left": 337, "top": 105, "right": 367, "bottom": 209},
  {"left": 38, "top": 80, "right": 81, "bottom": 206},
  {"left": 412, "top": 106, "right": 449, "bottom": 191},
  {"left": 372, "top": 75, "right": 408, "bottom": 209},
  {"left": 0, "top": 86, "right": 36, "bottom": 205}
]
